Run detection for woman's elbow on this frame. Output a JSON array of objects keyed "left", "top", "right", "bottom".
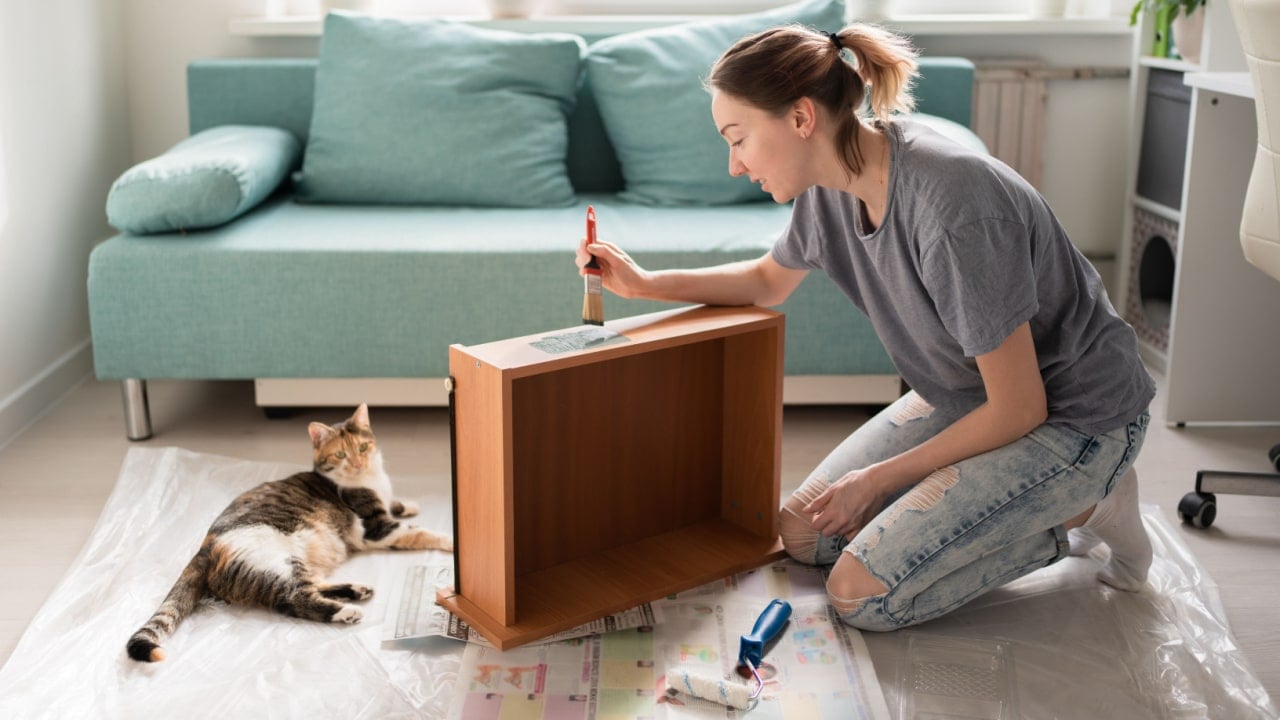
[
  {"left": 1022, "top": 395, "right": 1049, "bottom": 433},
  {"left": 756, "top": 289, "right": 791, "bottom": 308}
]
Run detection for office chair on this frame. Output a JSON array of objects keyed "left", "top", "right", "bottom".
[{"left": 1178, "top": 0, "right": 1280, "bottom": 528}]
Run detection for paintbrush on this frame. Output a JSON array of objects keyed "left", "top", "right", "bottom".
[{"left": 582, "top": 205, "right": 604, "bottom": 326}]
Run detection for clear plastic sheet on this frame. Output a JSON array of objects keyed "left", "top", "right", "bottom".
[
  {"left": 0, "top": 447, "right": 1274, "bottom": 719},
  {"left": 868, "top": 504, "right": 1278, "bottom": 719}
]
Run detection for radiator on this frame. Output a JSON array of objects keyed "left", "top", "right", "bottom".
[{"left": 971, "top": 62, "right": 1128, "bottom": 189}]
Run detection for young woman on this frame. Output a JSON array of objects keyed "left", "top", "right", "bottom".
[{"left": 576, "top": 23, "right": 1156, "bottom": 631}]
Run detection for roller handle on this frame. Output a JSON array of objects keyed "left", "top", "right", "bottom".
[{"left": 738, "top": 599, "right": 792, "bottom": 668}]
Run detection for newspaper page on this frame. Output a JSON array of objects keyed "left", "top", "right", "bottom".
[
  {"left": 444, "top": 561, "right": 891, "bottom": 720},
  {"left": 383, "top": 564, "right": 661, "bottom": 648}
]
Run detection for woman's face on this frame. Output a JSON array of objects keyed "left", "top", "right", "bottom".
[{"left": 711, "top": 90, "right": 812, "bottom": 203}]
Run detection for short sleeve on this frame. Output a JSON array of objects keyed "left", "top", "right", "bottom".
[
  {"left": 771, "top": 189, "right": 825, "bottom": 270},
  {"left": 920, "top": 217, "right": 1039, "bottom": 357}
]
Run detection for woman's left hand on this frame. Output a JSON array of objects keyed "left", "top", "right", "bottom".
[{"left": 803, "top": 468, "right": 890, "bottom": 539}]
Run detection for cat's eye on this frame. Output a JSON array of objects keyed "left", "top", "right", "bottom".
[
  {"left": 335, "top": 451, "right": 346, "bottom": 459},
  {"left": 359, "top": 442, "right": 369, "bottom": 453}
]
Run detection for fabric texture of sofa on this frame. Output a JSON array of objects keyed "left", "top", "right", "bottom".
[{"left": 87, "top": 1, "right": 984, "bottom": 439}]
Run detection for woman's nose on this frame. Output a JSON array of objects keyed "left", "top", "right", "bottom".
[{"left": 728, "top": 153, "right": 746, "bottom": 177}]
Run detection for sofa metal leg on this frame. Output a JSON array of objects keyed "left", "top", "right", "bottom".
[{"left": 121, "top": 379, "right": 153, "bottom": 441}]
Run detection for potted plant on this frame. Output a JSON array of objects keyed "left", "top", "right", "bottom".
[{"left": 1130, "top": 0, "right": 1208, "bottom": 64}]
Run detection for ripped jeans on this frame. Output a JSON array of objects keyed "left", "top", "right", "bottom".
[{"left": 780, "top": 391, "right": 1149, "bottom": 631}]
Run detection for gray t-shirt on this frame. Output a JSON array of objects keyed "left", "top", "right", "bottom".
[{"left": 772, "top": 119, "right": 1154, "bottom": 434}]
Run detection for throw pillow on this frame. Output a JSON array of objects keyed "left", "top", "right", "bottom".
[
  {"left": 295, "top": 13, "right": 584, "bottom": 207},
  {"left": 106, "top": 125, "right": 300, "bottom": 235},
  {"left": 586, "top": 0, "right": 847, "bottom": 206}
]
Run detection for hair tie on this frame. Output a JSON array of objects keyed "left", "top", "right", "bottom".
[{"left": 827, "top": 32, "right": 843, "bottom": 50}]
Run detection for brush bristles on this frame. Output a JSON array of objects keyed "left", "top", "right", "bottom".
[{"left": 582, "top": 273, "right": 604, "bottom": 326}]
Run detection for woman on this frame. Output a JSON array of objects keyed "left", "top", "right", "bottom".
[{"left": 576, "top": 23, "right": 1155, "bottom": 631}]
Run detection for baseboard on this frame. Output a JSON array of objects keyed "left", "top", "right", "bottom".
[
  {"left": 254, "top": 374, "right": 903, "bottom": 408},
  {"left": 0, "top": 338, "right": 94, "bottom": 450}
]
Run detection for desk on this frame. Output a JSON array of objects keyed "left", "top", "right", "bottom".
[{"left": 1164, "top": 72, "right": 1280, "bottom": 424}]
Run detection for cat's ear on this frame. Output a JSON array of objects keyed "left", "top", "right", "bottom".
[
  {"left": 308, "top": 422, "right": 336, "bottom": 448},
  {"left": 351, "top": 403, "right": 370, "bottom": 429}
]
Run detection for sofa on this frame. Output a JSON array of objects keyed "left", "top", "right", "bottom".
[{"left": 87, "top": 3, "right": 983, "bottom": 439}]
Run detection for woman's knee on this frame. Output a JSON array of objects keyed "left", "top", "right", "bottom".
[
  {"left": 827, "top": 552, "right": 904, "bottom": 631},
  {"left": 779, "top": 501, "right": 820, "bottom": 564}
]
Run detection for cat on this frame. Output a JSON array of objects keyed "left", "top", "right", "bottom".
[{"left": 126, "top": 403, "right": 452, "bottom": 663}]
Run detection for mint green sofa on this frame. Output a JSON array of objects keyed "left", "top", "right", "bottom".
[{"left": 87, "top": 54, "right": 979, "bottom": 439}]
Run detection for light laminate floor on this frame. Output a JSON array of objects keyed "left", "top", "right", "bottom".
[{"left": 0, "top": 376, "right": 1276, "bottom": 707}]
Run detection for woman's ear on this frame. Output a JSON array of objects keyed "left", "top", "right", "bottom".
[{"left": 791, "top": 97, "right": 819, "bottom": 139}]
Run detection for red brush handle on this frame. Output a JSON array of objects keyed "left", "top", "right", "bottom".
[{"left": 585, "top": 205, "right": 601, "bottom": 272}]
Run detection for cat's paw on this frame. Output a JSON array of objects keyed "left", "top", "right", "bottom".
[
  {"left": 392, "top": 500, "right": 420, "bottom": 518},
  {"left": 390, "top": 527, "right": 453, "bottom": 552},
  {"left": 319, "top": 582, "right": 375, "bottom": 601},
  {"left": 331, "top": 605, "right": 363, "bottom": 624}
]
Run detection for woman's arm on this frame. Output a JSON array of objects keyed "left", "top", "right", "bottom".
[
  {"left": 577, "top": 239, "right": 808, "bottom": 308},
  {"left": 807, "top": 322, "right": 1048, "bottom": 537}
]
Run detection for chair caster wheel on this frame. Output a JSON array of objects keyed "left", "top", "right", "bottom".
[
  {"left": 1269, "top": 443, "right": 1280, "bottom": 472},
  {"left": 1178, "top": 491, "right": 1217, "bottom": 528}
]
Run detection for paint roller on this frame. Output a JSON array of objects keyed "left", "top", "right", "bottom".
[{"left": 667, "top": 598, "right": 792, "bottom": 711}]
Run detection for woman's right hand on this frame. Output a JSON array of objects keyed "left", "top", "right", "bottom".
[
  {"left": 576, "top": 237, "right": 652, "bottom": 300},
  {"left": 804, "top": 467, "right": 891, "bottom": 540}
]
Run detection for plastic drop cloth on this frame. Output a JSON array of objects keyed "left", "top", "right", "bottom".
[{"left": 0, "top": 446, "right": 1274, "bottom": 720}]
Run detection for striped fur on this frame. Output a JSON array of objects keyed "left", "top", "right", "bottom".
[{"left": 125, "top": 404, "right": 452, "bottom": 663}]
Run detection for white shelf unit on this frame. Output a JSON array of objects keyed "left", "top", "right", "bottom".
[
  {"left": 1118, "top": 3, "right": 1280, "bottom": 425},
  {"left": 1166, "top": 70, "right": 1280, "bottom": 425},
  {"left": 1116, "top": 2, "right": 1245, "bottom": 376}
]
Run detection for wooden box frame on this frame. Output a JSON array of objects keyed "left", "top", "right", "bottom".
[{"left": 436, "top": 305, "right": 786, "bottom": 649}]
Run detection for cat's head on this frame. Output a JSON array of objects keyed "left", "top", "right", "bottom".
[{"left": 308, "top": 403, "right": 380, "bottom": 482}]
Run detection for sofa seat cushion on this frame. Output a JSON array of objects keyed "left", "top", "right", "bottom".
[{"left": 87, "top": 195, "right": 897, "bottom": 380}]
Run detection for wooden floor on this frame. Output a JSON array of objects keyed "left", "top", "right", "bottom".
[{"left": 1, "top": 376, "right": 1277, "bottom": 705}]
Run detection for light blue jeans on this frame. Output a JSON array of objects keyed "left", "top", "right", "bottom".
[{"left": 779, "top": 391, "right": 1149, "bottom": 631}]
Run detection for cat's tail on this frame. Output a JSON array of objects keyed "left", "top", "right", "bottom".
[{"left": 126, "top": 537, "right": 213, "bottom": 662}]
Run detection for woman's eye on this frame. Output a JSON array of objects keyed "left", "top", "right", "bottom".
[
  {"left": 359, "top": 442, "right": 369, "bottom": 452},
  {"left": 732, "top": 139, "right": 744, "bottom": 148},
  {"left": 335, "top": 451, "right": 346, "bottom": 459}
]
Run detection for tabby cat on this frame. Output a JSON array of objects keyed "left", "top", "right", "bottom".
[{"left": 126, "top": 404, "right": 452, "bottom": 663}]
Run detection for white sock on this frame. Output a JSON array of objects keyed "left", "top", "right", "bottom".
[
  {"left": 1067, "top": 526, "right": 1100, "bottom": 557},
  {"left": 1082, "top": 467, "right": 1152, "bottom": 591}
]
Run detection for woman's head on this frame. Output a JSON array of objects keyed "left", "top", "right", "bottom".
[{"left": 708, "top": 24, "right": 919, "bottom": 191}]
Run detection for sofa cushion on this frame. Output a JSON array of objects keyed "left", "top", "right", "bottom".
[
  {"left": 294, "top": 13, "right": 584, "bottom": 208},
  {"left": 585, "top": 0, "right": 846, "bottom": 206},
  {"left": 105, "top": 125, "right": 300, "bottom": 235}
]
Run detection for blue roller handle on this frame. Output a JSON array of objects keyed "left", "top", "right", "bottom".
[{"left": 738, "top": 599, "right": 792, "bottom": 668}]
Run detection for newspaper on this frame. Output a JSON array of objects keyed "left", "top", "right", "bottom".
[
  {"left": 443, "top": 561, "right": 891, "bottom": 719},
  {"left": 383, "top": 564, "right": 662, "bottom": 648}
]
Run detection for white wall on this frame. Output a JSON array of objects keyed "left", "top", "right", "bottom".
[
  {"left": 0, "top": 0, "right": 130, "bottom": 448},
  {"left": 124, "top": 0, "right": 318, "bottom": 161}
]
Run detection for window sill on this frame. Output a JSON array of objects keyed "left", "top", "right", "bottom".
[{"left": 228, "top": 13, "right": 1133, "bottom": 37}]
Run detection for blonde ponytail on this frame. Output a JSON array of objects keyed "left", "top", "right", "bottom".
[{"left": 831, "top": 24, "right": 919, "bottom": 122}]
